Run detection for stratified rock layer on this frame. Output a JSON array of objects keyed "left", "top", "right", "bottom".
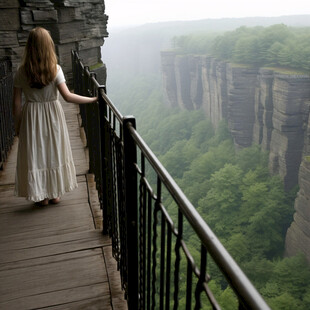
[
  {"left": 0, "top": 0, "right": 108, "bottom": 84},
  {"left": 161, "top": 51, "right": 310, "bottom": 263}
]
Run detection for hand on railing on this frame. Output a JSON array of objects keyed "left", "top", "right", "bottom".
[{"left": 58, "top": 82, "right": 97, "bottom": 104}]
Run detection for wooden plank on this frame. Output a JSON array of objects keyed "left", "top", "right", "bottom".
[
  {"left": 0, "top": 285, "right": 111, "bottom": 310},
  {"left": 0, "top": 246, "right": 100, "bottom": 272},
  {"left": 0, "top": 249, "right": 110, "bottom": 309},
  {"left": 0, "top": 97, "right": 126, "bottom": 309},
  {"left": 0, "top": 181, "right": 89, "bottom": 210},
  {"left": 0, "top": 191, "right": 93, "bottom": 238},
  {"left": 47, "top": 295, "right": 112, "bottom": 310},
  {"left": 0, "top": 230, "right": 110, "bottom": 263},
  {"left": 0, "top": 207, "right": 93, "bottom": 237},
  {"left": 0, "top": 229, "right": 109, "bottom": 252},
  {"left": 0, "top": 221, "right": 94, "bottom": 244}
]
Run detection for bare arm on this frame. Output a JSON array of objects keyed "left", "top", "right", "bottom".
[
  {"left": 12, "top": 87, "right": 22, "bottom": 136},
  {"left": 57, "top": 82, "right": 97, "bottom": 104}
]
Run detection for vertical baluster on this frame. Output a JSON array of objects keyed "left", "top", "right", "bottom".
[
  {"left": 139, "top": 153, "right": 147, "bottom": 309},
  {"left": 1, "top": 63, "right": 5, "bottom": 161},
  {"left": 151, "top": 178, "right": 160, "bottom": 310},
  {"left": 173, "top": 210, "right": 183, "bottom": 310},
  {"left": 147, "top": 188, "right": 152, "bottom": 310},
  {"left": 165, "top": 224, "right": 172, "bottom": 310},
  {"left": 194, "top": 244, "right": 207, "bottom": 310},
  {"left": 111, "top": 128, "right": 119, "bottom": 253},
  {"left": 87, "top": 92, "right": 94, "bottom": 172},
  {"left": 111, "top": 113, "right": 118, "bottom": 239},
  {"left": 95, "top": 87, "right": 105, "bottom": 214},
  {"left": 142, "top": 156, "right": 147, "bottom": 310},
  {"left": 71, "top": 50, "right": 76, "bottom": 91},
  {"left": 0, "top": 77, "right": 4, "bottom": 166},
  {"left": 9, "top": 68, "right": 13, "bottom": 157},
  {"left": 98, "top": 86, "right": 109, "bottom": 233},
  {"left": 159, "top": 182, "right": 165, "bottom": 310},
  {"left": 0, "top": 61, "right": 13, "bottom": 167},
  {"left": 106, "top": 116, "right": 114, "bottom": 235},
  {"left": 94, "top": 100, "right": 100, "bottom": 184},
  {"left": 123, "top": 117, "right": 138, "bottom": 309},
  {"left": 83, "top": 67, "right": 91, "bottom": 165},
  {"left": 89, "top": 71, "right": 95, "bottom": 173},
  {"left": 0, "top": 72, "right": 4, "bottom": 165},
  {"left": 89, "top": 73, "right": 98, "bottom": 180},
  {"left": 116, "top": 134, "right": 124, "bottom": 266},
  {"left": 186, "top": 261, "right": 193, "bottom": 310},
  {"left": 118, "top": 123, "right": 127, "bottom": 292}
]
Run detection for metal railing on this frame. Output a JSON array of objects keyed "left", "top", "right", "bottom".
[
  {"left": 72, "top": 50, "right": 270, "bottom": 310},
  {"left": 0, "top": 60, "right": 14, "bottom": 169}
]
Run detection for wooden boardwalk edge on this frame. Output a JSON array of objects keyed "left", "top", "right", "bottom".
[{"left": 0, "top": 99, "right": 127, "bottom": 310}]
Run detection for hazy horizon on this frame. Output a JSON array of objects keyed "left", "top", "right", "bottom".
[{"left": 105, "top": 0, "right": 310, "bottom": 27}]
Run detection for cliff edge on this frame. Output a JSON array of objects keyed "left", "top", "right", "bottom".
[{"left": 161, "top": 51, "right": 310, "bottom": 262}]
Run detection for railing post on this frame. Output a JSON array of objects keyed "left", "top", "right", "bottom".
[
  {"left": 71, "top": 50, "right": 76, "bottom": 92},
  {"left": 0, "top": 60, "right": 13, "bottom": 169},
  {"left": 123, "top": 116, "right": 139, "bottom": 309},
  {"left": 98, "top": 87, "right": 109, "bottom": 234}
]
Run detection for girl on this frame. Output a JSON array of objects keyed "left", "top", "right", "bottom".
[{"left": 13, "top": 27, "right": 97, "bottom": 206}]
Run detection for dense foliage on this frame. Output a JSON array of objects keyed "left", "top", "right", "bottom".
[
  {"left": 108, "top": 75, "right": 310, "bottom": 309},
  {"left": 173, "top": 24, "right": 310, "bottom": 72}
]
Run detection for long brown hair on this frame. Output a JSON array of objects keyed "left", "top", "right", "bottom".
[{"left": 21, "top": 27, "right": 58, "bottom": 89}]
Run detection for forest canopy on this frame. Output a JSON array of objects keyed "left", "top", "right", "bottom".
[
  {"left": 105, "top": 21, "right": 310, "bottom": 307},
  {"left": 172, "top": 24, "right": 310, "bottom": 72},
  {"left": 109, "top": 74, "right": 310, "bottom": 309}
]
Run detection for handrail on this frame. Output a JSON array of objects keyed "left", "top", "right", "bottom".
[
  {"left": 71, "top": 50, "right": 270, "bottom": 310},
  {"left": 0, "top": 60, "right": 14, "bottom": 169},
  {"left": 100, "top": 88, "right": 123, "bottom": 123},
  {"left": 127, "top": 122, "right": 269, "bottom": 309}
]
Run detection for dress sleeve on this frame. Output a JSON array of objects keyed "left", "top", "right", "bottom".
[{"left": 55, "top": 65, "right": 66, "bottom": 85}]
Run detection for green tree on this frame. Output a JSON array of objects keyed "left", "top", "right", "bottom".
[
  {"left": 174, "top": 24, "right": 310, "bottom": 71},
  {"left": 233, "top": 36, "right": 259, "bottom": 64},
  {"left": 198, "top": 164, "right": 243, "bottom": 237},
  {"left": 271, "top": 254, "right": 310, "bottom": 299},
  {"left": 266, "top": 41, "right": 285, "bottom": 65},
  {"left": 218, "top": 287, "right": 238, "bottom": 309},
  {"left": 268, "top": 292, "right": 303, "bottom": 310}
]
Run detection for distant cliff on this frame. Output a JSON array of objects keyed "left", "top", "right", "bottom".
[
  {"left": 0, "top": 0, "right": 108, "bottom": 84},
  {"left": 161, "top": 51, "right": 310, "bottom": 262}
]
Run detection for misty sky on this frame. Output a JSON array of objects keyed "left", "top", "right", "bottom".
[{"left": 105, "top": 0, "right": 310, "bottom": 27}]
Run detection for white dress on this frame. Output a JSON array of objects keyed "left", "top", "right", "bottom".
[{"left": 14, "top": 65, "right": 78, "bottom": 202}]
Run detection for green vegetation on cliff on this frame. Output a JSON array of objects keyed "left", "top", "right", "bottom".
[
  {"left": 173, "top": 24, "right": 310, "bottom": 72},
  {"left": 108, "top": 74, "right": 310, "bottom": 309}
]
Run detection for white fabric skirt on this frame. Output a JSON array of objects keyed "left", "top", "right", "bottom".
[{"left": 15, "top": 100, "right": 78, "bottom": 202}]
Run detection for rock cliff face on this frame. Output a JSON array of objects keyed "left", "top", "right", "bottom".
[
  {"left": 286, "top": 135, "right": 310, "bottom": 263},
  {"left": 0, "top": 0, "right": 108, "bottom": 84},
  {"left": 161, "top": 51, "right": 310, "bottom": 262}
]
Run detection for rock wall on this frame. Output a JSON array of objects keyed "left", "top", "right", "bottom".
[
  {"left": 0, "top": 0, "right": 108, "bottom": 85},
  {"left": 161, "top": 51, "right": 310, "bottom": 263},
  {"left": 285, "top": 126, "right": 310, "bottom": 262}
]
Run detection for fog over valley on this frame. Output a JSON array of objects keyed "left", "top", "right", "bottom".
[{"left": 100, "top": 13, "right": 310, "bottom": 309}]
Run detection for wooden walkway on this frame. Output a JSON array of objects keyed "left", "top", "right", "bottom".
[{"left": 0, "top": 99, "right": 127, "bottom": 310}]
